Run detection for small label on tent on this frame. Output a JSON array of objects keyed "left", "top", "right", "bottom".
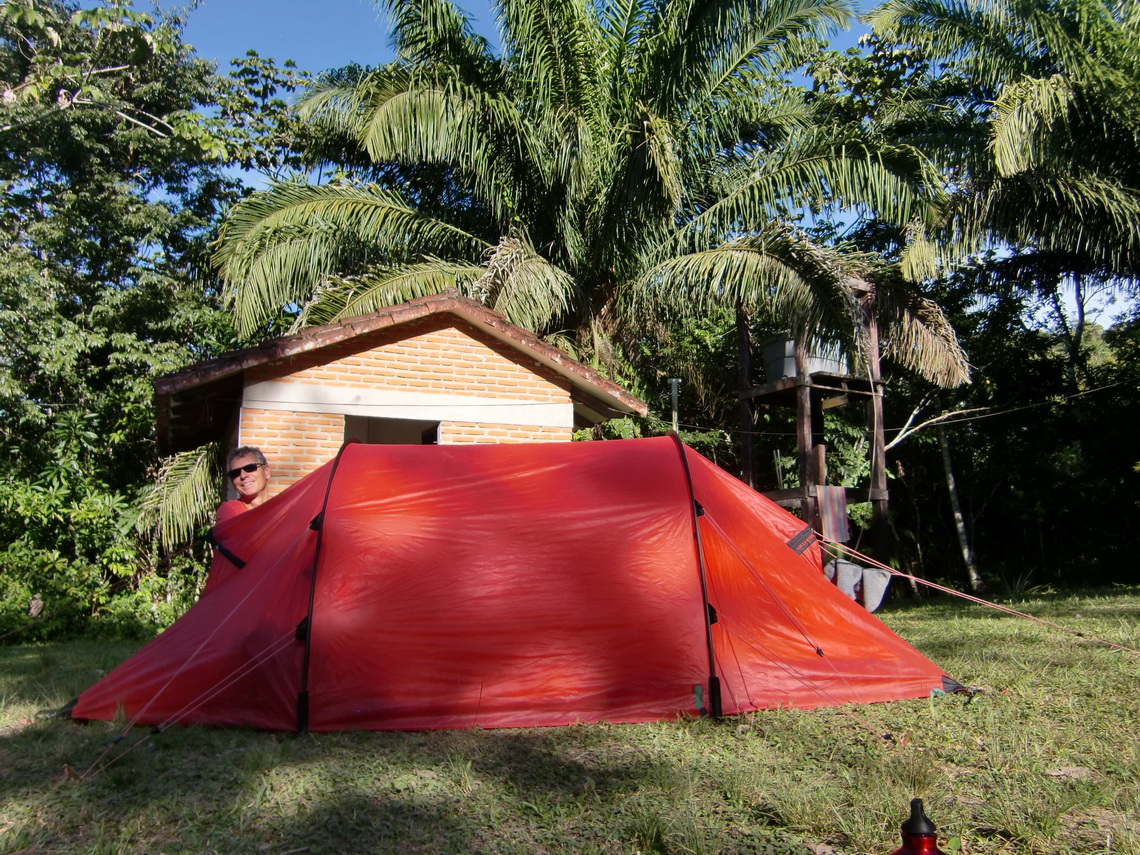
[
  {"left": 786, "top": 525, "right": 817, "bottom": 554},
  {"left": 693, "top": 684, "right": 705, "bottom": 714}
]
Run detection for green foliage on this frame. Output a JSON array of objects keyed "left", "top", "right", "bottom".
[
  {"left": 135, "top": 443, "right": 224, "bottom": 556},
  {"left": 882, "top": 262, "right": 1140, "bottom": 589},
  {"left": 214, "top": 0, "right": 965, "bottom": 393},
  {"left": 208, "top": 50, "right": 314, "bottom": 178},
  {"left": 0, "top": 1, "right": 307, "bottom": 638},
  {"left": 868, "top": 0, "right": 1140, "bottom": 284},
  {"left": 0, "top": 406, "right": 210, "bottom": 640}
]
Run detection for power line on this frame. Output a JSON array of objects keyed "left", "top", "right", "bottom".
[{"left": 669, "top": 381, "right": 1126, "bottom": 440}]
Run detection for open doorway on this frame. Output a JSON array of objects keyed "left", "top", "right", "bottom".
[{"left": 345, "top": 415, "right": 440, "bottom": 445}]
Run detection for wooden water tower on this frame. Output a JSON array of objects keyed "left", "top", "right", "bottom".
[{"left": 737, "top": 323, "right": 889, "bottom": 561}]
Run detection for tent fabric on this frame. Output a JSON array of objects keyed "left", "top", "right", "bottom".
[{"left": 72, "top": 437, "right": 950, "bottom": 732}]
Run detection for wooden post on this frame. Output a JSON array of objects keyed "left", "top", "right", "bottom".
[
  {"left": 737, "top": 307, "right": 757, "bottom": 489},
  {"left": 793, "top": 332, "right": 818, "bottom": 532},
  {"left": 859, "top": 283, "right": 890, "bottom": 564},
  {"left": 811, "top": 388, "right": 827, "bottom": 487}
]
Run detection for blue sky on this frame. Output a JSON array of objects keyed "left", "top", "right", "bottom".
[
  {"left": 182, "top": 0, "right": 499, "bottom": 75},
  {"left": 181, "top": 0, "right": 865, "bottom": 77}
]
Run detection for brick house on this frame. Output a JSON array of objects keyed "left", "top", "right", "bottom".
[{"left": 155, "top": 291, "right": 648, "bottom": 490}]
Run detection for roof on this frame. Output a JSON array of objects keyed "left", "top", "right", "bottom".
[{"left": 155, "top": 291, "right": 647, "bottom": 452}]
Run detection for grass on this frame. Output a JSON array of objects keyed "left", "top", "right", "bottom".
[{"left": 1, "top": 588, "right": 1137, "bottom": 854}]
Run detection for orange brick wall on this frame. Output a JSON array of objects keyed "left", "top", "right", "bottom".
[
  {"left": 237, "top": 317, "right": 577, "bottom": 490},
  {"left": 238, "top": 407, "right": 345, "bottom": 489},
  {"left": 245, "top": 317, "right": 571, "bottom": 402}
]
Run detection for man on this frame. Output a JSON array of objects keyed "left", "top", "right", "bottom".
[
  {"left": 216, "top": 446, "right": 271, "bottom": 524},
  {"left": 204, "top": 447, "right": 271, "bottom": 595}
]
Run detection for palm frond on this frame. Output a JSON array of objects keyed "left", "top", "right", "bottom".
[
  {"left": 678, "top": 133, "right": 945, "bottom": 252},
  {"left": 990, "top": 74, "right": 1076, "bottom": 175},
  {"left": 299, "top": 65, "right": 411, "bottom": 142},
  {"left": 215, "top": 181, "right": 490, "bottom": 337},
  {"left": 136, "top": 444, "right": 221, "bottom": 553},
  {"left": 345, "top": 67, "right": 558, "bottom": 234},
  {"left": 873, "top": 275, "right": 971, "bottom": 386},
  {"left": 499, "top": 0, "right": 601, "bottom": 114},
  {"left": 292, "top": 259, "right": 485, "bottom": 327},
  {"left": 472, "top": 232, "right": 583, "bottom": 331},
  {"left": 952, "top": 171, "right": 1140, "bottom": 276},
  {"left": 868, "top": 0, "right": 1051, "bottom": 89},
  {"left": 631, "top": 225, "right": 863, "bottom": 355},
  {"left": 378, "top": 0, "right": 497, "bottom": 73}
]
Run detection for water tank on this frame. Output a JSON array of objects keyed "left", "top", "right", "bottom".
[{"left": 759, "top": 333, "right": 846, "bottom": 382}]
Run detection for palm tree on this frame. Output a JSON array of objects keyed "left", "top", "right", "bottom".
[
  {"left": 868, "top": 0, "right": 1140, "bottom": 296},
  {"left": 214, "top": 0, "right": 967, "bottom": 389}
]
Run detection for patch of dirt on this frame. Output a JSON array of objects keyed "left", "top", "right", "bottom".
[
  {"left": 1056, "top": 807, "right": 1138, "bottom": 852},
  {"left": 1045, "top": 765, "right": 1097, "bottom": 782}
]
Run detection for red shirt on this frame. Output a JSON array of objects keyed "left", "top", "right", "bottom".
[
  {"left": 206, "top": 500, "right": 253, "bottom": 594},
  {"left": 216, "top": 499, "right": 251, "bottom": 525}
]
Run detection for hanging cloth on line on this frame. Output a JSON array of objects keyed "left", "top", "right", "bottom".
[{"left": 817, "top": 486, "right": 849, "bottom": 543}]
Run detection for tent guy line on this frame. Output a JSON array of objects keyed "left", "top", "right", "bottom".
[
  {"left": 717, "top": 618, "right": 902, "bottom": 741},
  {"left": 82, "top": 522, "right": 322, "bottom": 776},
  {"left": 825, "top": 539, "right": 1140, "bottom": 657},
  {"left": 78, "top": 629, "right": 298, "bottom": 782}
]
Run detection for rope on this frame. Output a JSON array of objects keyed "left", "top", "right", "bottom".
[
  {"left": 701, "top": 514, "right": 824, "bottom": 655},
  {"left": 76, "top": 526, "right": 315, "bottom": 781},
  {"left": 822, "top": 538, "right": 1140, "bottom": 657},
  {"left": 697, "top": 509, "right": 902, "bottom": 739},
  {"left": 78, "top": 443, "right": 360, "bottom": 779}
]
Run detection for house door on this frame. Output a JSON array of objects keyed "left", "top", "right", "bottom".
[{"left": 345, "top": 415, "right": 440, "bottom": 445}]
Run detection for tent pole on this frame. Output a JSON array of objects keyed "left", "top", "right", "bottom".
[
  {"left": 296, "top": 439, "right": 359, "bottom": 734},
  {"left": 668, "top": 432, "right": 722, "bottom": 718}
]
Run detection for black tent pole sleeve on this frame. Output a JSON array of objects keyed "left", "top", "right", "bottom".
[
  {"left": 205, "top": 529, "right": 246, "bottom": 569},
  {"left": 668, "top": 432, "right": 722, "bottom": 718},
  {"left": 296, "top": 439, "right": 360, "bottom": 734}
]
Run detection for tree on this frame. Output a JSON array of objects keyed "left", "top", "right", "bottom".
[
  {"left": 873, "top": 255, "right": 1140, "bottom": 591},
  {"left": 868, "top": 0, "right": 1140, "bottom": 299},
  {"left": 213, "top": 0, "right": 967, "bottom": 392},
  {"left": 0, "top": 0, "right": 303, "bottom": 635}
]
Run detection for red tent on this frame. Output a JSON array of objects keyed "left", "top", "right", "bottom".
[{"left": 73, "top": 437, "right": 954, "bottom": 731}]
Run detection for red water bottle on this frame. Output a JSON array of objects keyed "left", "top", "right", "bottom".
[{"left": 889, "top": 798, "right": 946, "bottom": 854}]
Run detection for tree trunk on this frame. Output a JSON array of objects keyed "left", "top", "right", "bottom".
[
  {"left": 1045, "top": 273, "right": 1090, "bottom": 393},
  {"left": 859, "top": 284, "right": 890, "bottom": 565},
  {"left": 938, "top": 423, "right": 984, "bottom": 592}
]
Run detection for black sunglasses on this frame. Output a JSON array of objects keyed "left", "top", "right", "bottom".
[{"left": 227, "top": 463, "right": 263, "bottom": 480}]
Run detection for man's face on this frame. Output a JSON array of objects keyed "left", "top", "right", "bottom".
[{"left": 229, "top": 453, "right": 269, "bottom": 501}]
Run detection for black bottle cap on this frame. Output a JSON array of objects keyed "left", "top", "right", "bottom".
[{"left": 902, "top": 798, "right": 937, "bottom": 835}]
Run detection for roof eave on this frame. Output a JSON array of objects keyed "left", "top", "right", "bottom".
[{"left": 154, "top": 292, "right": 647, "bottom": 424}]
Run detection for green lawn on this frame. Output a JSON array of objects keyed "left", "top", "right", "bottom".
[{"left": 1, "top": 589, "right": 1137, "bottom": 854}]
